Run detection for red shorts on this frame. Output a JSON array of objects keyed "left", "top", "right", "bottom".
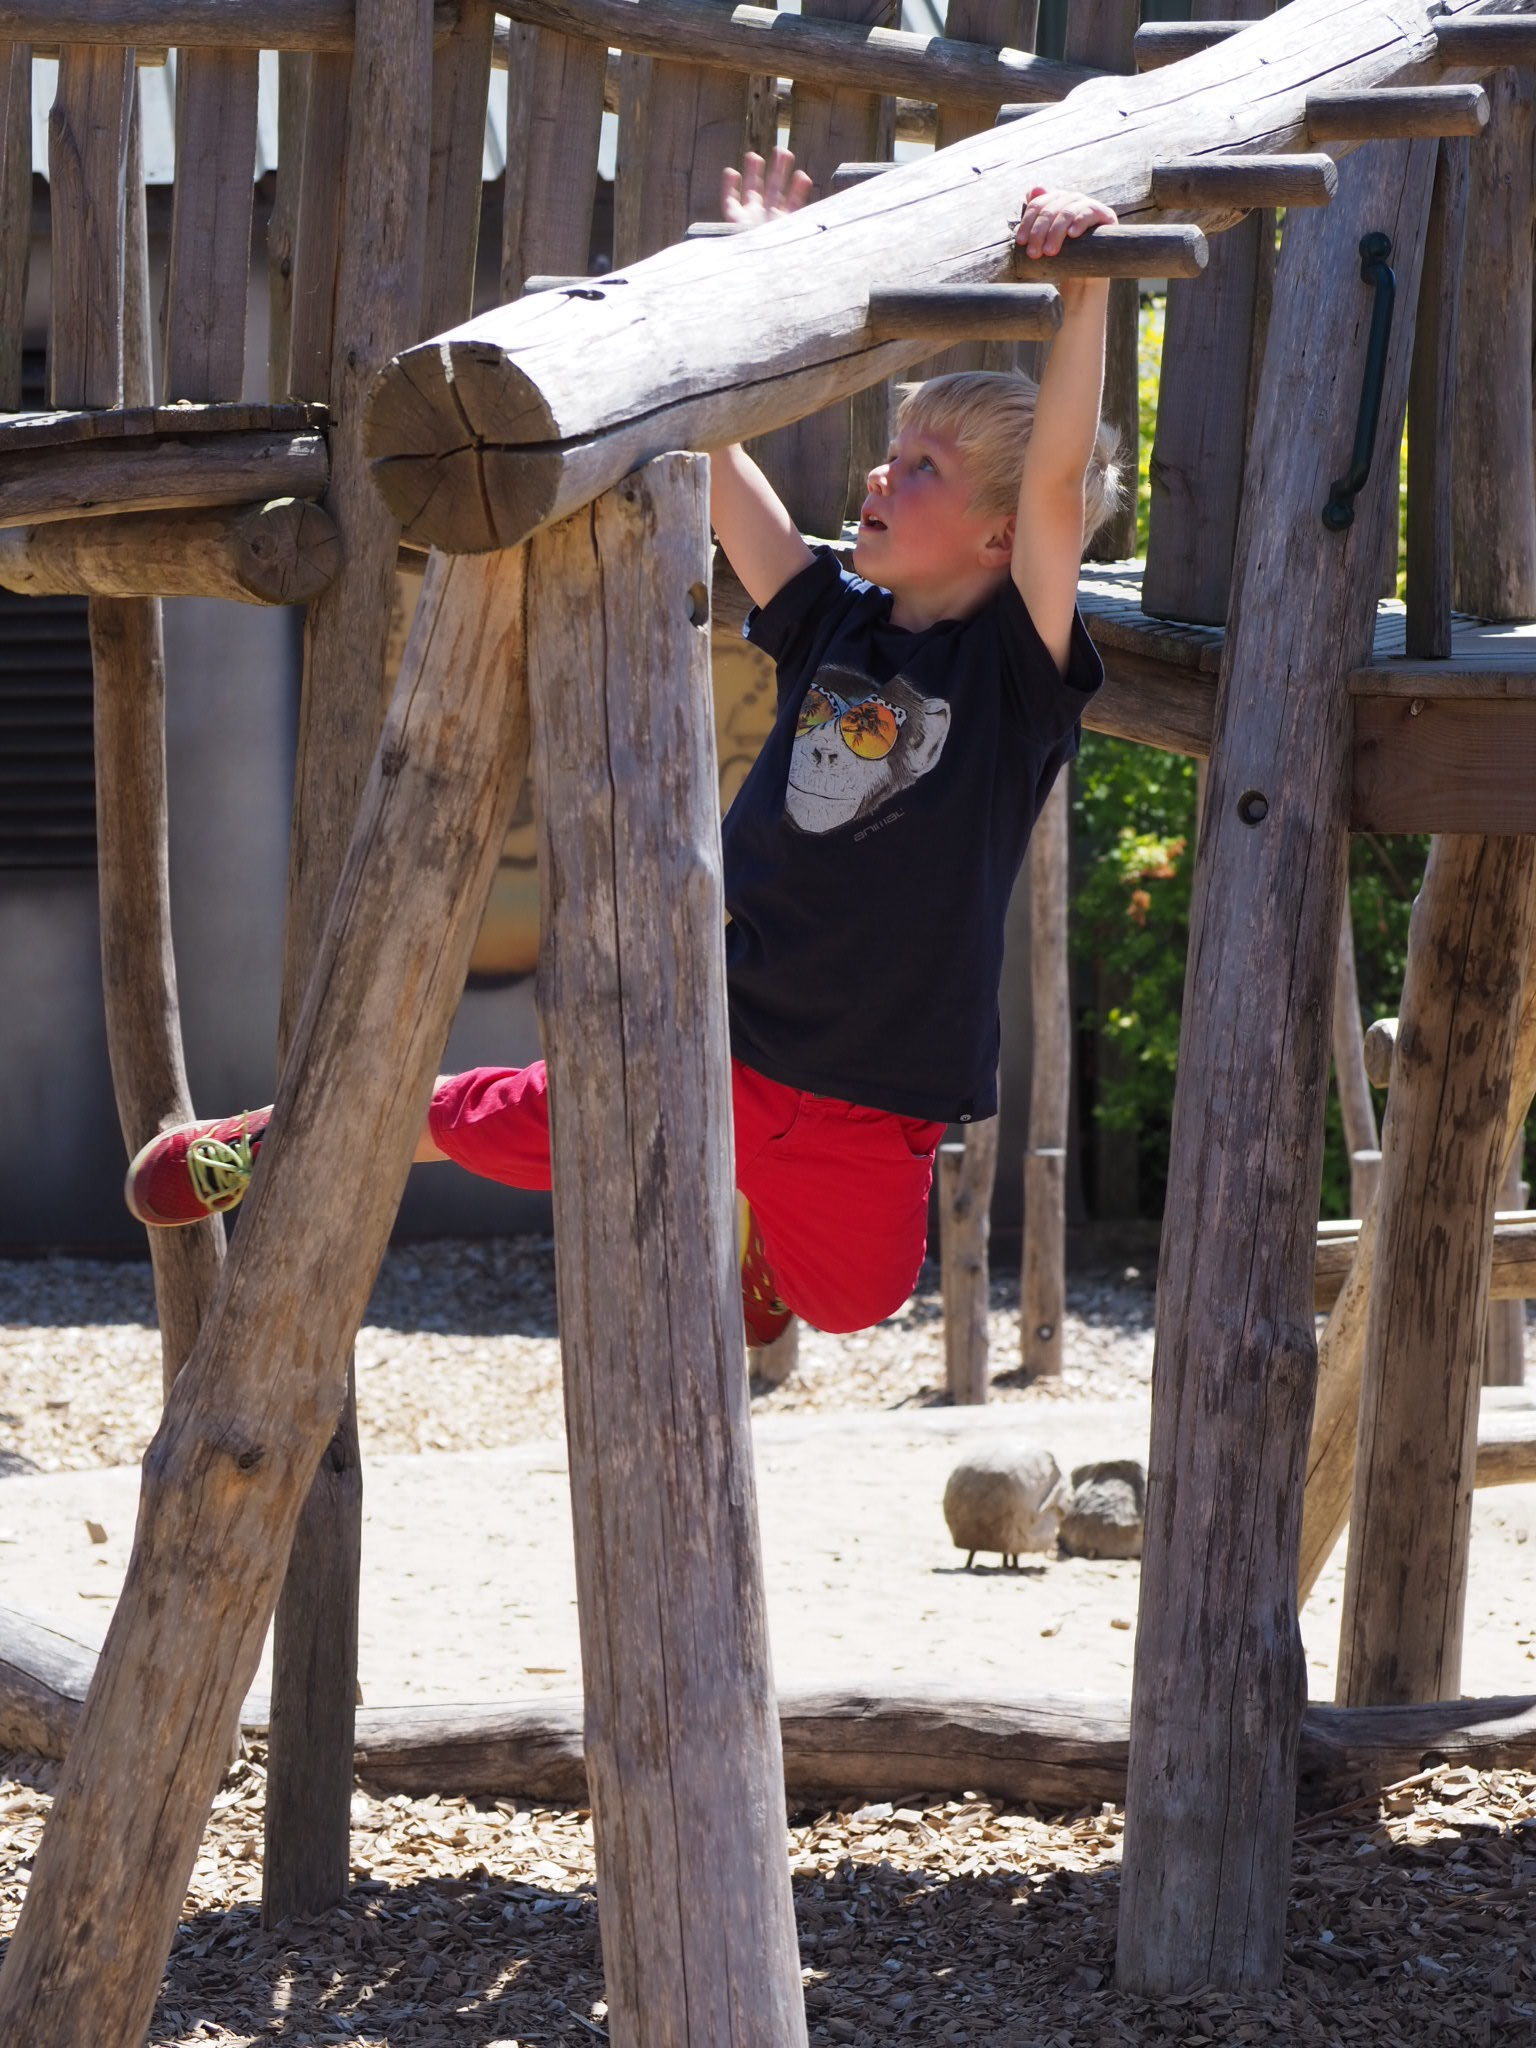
[{"left": 428, "top": 1060, "right": 945, "bottom": 1335}]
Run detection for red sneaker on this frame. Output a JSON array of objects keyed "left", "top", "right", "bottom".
[
  {"left": 739, "top": 1199, "right": 792, "bottom": 1349},
  {"left": 124, "top": 1108, "right": 272, "bottom": 1227}
]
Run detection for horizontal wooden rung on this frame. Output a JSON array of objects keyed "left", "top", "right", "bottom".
[
  {"left": 0, "top": 427, "right": 329, "bottom": 532},
  {"left": 1132, "top": 21, "right": 1246, "bottom": 69},
  {"left": 0, "top": 498, "right": 340, "bottom": 605},
  {"left": 1306, "top": 85, "right": 1490, "bottom": 142},
  {"left": 1012, "top": 223, "right": 1206, "bottom": 281},
  {"left": 685, "top": 220, "right": 745, "bottom": 239},
  {"left": 1149, "top": 154, "right": 1337, "bottom": 212},
  {"left": 1432, "top": 14, "right": 1536, "bottom": 67},
  {"left": 0, "top": 400, "right": 327, "bottom": 455},
  {"left": 866, "top": 284, "right": 1061, "bottom": 342},
  {"left": 830, "top": 161, "right": 893, "bottom": 193},
  {"left": 0, "top": 0, "right": 459, "bottom": 52}
]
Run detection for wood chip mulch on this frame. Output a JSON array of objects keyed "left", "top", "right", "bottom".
[{"left": 3, "top": 1749, "right": 1535, "bottom": 2045}]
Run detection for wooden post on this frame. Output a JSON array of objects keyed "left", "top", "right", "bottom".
[
  {"left": 1337, "top": 836, "right": 1536, "bottom": 1705},
  {"left": 163, "top": 48, "right": 259, "bottom": 401},
  {"left": 0, "top": 545, "right": 530, "bottom": 2048},
  {"left": 1143, "top": 0, "right": 1274, "bottom": 623},
  {"left": 1332, "top": 909, "right": 1381, "bottom": 1220},
  {"left": 1021, "top": 772, "right": 1069, "bottom": 1379},
  {"left": 1452, "top": 68, "right": 1536, "bottom": 618},
  {"left": 0, "top": 40, "right": 28, "bottom": 412},
  {"left": 284, "top": 54, "right": 352, "bottom": 401},
  {"left": 48, "top": 44, "right": 135, "bottom": 409},
  {"left": 528, "top": 453, "right": 806, "bottom": 2047},
  {"left": 1116, "top": 139, "right": 1437, "bottom": 1996},
  {"left": 941, "top": 1123, "right": 998, "bottom": 1405},
  {"left": 264, "top": 0, "right": 434, "bottom": 1926},
  {"left": 1404, "top": 137, "right": 1468, "bottom": 658},
  {"left": 1485, "top": 1144, "right": 1528, "bottom": 1386},
  {"left": 1063, "top": 1, "right": 1137, "bottom": 563}
]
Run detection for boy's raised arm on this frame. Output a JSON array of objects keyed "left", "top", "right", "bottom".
[{"left": 1011, "top": 187, "right": 1116, "bottom": 674}]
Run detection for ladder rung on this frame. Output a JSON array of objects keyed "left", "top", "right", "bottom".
[
  {"left": 993, "top": 103, "right": 1046, "bottom": 124},
  {"left": 1432, "top": 15, "right": 1536, "bottom": 67},
  {"left": 866, "top": 285, "right": 1061, "bottom": 343},
  {"left": 1012, "top": 223, "right": 1206, "bottom": 281},
  {"left": 830, "top": 162, "right": 893, "bottom": 192},
  {"left": 1133, "top": 21, "right": 1246, "bottom": 70},
  {"left": 1149, "top": 154, "right": 1337, "bottom": 212},
  {"left": 1306, "top": 85, "right": 1490, "bottom": 141}
]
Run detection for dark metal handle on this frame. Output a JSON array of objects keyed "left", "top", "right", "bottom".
[{"left": 1322, "top": 232, "right": 1396, "bottom": 532}]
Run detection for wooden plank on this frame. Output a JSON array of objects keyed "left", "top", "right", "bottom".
[
  {"left": 939, "top": 1127, "right": 997, "bottom": 1406},
  {"left": 266, "top": 52, "right": 306, "bottom": 399},
  {"left": 1084, "top": 646, "right": 1217, "bottom": 756},
  {"left": 612, "top": 8, "right": 751, "bottom": 270},
  {"left": 0, "top": 430, "right": 329, "bottom": 529},
  {"left": 1116, "top": 139, "right": 1437, "bottom": 1997},
  {"left": 0, "top": 400, "right": 326, "bottom": 447},
  {"left": 1021, "top": 773, "right": 1069, "bottom": 1379},
  {"left": 47, "top": 45, "right": 136, "bottom": 409},
  {"left": 1337, "top": 835, "right": 1536, "bottom": 1706},
  {"left": 0, "top": 42, "right": 28, "bottom": 412},
  {"left": 528, "top": 452, "right": 806, "bottom": 2048},
  {"left": 265, "top": 0, "right": 434, "bottom": 1928},
  {"left": 1485, "top": 1148, "right": 1527, "bottom": 1385},
  {"left": 422, "top": 0, "right": 494, "bottom": 335},
  {"left": 1332, "top": 911, "right": 1380, "bottom": 1221},
  {"left": 162, "top": 49, "right": 259, "bottom": 401},
  {"left": 0, "top": 542, "right": 530, "bottom": 2048},
  {"left": 369, "top": 0, "right": 1446, "bottom": 556},
  {"left": 1452, "top": 68, "right": 1536, "bottom": 618},
  {"left": 1404, "top": 137, "right": 1467, "bottom": 658},
  {"left": 499, "top": 22, "right": 606, "bottom": 297},
  {"left": 1351, "top": 697, "right": 1536, "bottom": 834},
  {"left": 0, "top": 498, "right": 341, "bottom": 601},
  {"left": 285, "top": 53, "right": 352, "bottom": 403}
]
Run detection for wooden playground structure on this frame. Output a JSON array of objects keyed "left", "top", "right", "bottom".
[{"left": 8, "top": 0, "right": 1536, "bottom": 2039}]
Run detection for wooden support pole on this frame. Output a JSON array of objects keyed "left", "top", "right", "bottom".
[
  {"left": 1332, "top": 909, "right": 1381, "bottom": 1222},
  {"left": 0, "top": 498, "right": 342, "bottom": 604},
  {"left": 0, "top": 544, "right": 530, "bottom": 2048},
  {"left": 1404, "top": 137, "right": 1467, "bottom": 659},
  {"left": 1337, "top": 836, "right": 1536, "bottom": 1706},
  {"left": 1484, "top": 1146, "right": 1528, "bottom": 1387},
  {"left": 940, "top": 1123, "right": 998, "bottom": 1406},
  {"left": 0, "top": 40, "right": 28, "bottom": 413},
  {"left": 528, "top": 453, "right": 806, "bottom": 2048},
  {"left": 1117, "top": 139, "right": 1436, "bottom": 1996},
  {"left": 47, "top": 44, "right": 135, "bottom": 409},
  {"left": 265, "top": 0, "right": 434, "bottom": 1927},
  {"left": 1021, "top": 772, "right": 1069, "bottom": 1380},
  {"left": 163, "top": 49, "right": 259, "bottom": 401}
]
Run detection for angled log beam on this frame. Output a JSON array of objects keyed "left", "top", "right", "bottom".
[{"left": 366, "top": 0, "right": 1502, "bottom": 558}]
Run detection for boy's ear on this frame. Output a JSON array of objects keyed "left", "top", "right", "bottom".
[{"left": 979, "top": 514, "right": 1015, "bottom": 567}]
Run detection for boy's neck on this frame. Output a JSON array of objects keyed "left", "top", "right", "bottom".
[{"left": 885, "top": 562, "right": 1010, "bottom": 633}]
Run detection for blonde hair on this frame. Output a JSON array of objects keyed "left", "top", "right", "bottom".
[{"left": 894, "top": 370, "right": 1124, "bottom": 549}]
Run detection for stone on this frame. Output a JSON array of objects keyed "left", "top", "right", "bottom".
[
  {"left": 1058, "top": 1458, "right": 1146, "bottom": 1560},
  {"left": 942, "top": 1442, "right": 1065, "bottom": 1567}
]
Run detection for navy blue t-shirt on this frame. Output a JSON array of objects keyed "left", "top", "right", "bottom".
[{"left": 721, "top": 546, "right": 1103, "bottom": 1124}]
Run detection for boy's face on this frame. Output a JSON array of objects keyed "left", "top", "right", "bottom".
[{"left": 852, "top": 421, "right": 1013, "bottom": 596}]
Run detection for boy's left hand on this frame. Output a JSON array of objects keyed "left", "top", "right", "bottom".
[{"left": 1014, "top": 186, "right": 1117, "bottom": 259}]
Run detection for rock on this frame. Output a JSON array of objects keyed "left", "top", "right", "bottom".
[
  {"left": 1059, "top": 1459, "right": 1146, "bottom": 1560},
  {"left": 942, "top": 1443, "right": 1065, "bottom": 1568}
]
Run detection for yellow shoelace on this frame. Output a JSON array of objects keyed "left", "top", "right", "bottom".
[{"left": 186, "top": 1121, "right": 259, "bottom": 1213}]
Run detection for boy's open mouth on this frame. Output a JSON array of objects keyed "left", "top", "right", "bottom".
[{"left": 860, "top": 511, "right": 887, "bottom": 531}]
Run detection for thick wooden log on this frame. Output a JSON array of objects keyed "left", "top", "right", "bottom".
[
  {"left": 48, "top": 45, "right": 136, "bottom": 409},
  {"left": 163, "top": 49, "right": 259, "bottom": 401},
  {"left": 0, "top": 41, "right": 27, "bottom": 413},
  {"left": 0, "top": 0, "right": 459, "bottom": 48},
  {"left": 1451, "top": 68, "right": 1536, "bottom": 618},
  {"left": 499, "top": 21, "right": 606, "bottom": 297},
  {"left": 1306, "top": 85, "right": 1489, "bottom": 139},
  {"left": 0, "top": 429, "right": 329, "bottom": 529},
  {"left": 529, "top": 453, "right": 805, "bottom": 2048},
  {"left": 1315, "top": 1216, "right": 1536, "bottom": 1311},
  {"left": 0, "top": 499, "right": 342, "bottom": 604},
  {"left": 1021, "top": 774, "right": 1069, "bottom": 1380},
  {"left": 1117, "top": 140, "right": 1436, "bottom": 1997},
  {"left": 1337, "top": 836, "right": 1536, "bottom": 1707},
  {"left": 0, "top": 541, "right": 530, "bottom": 2048},
  {"left": 368, "top": 0, "right": 1469, "bottom": 557},
  {"left": 940, "top": 1126, "right": 998, "bottom": 1406},
  {"left": 423, "top": 0, "right": 494, "bottom": 335},
  {"left": 265, "top": 0, "right": 436, "bottom": 1928},
  {"left": 0, "top": 1610, "right": 99, "bottom": 1761},
  {"left": 867, "top": 284, "right": 1060, "bottom": 342},
  {"left": 1404, "top": 137, "right": 1467, "bottom": 658},
  {"left": 1333, "top": 912, "right": 1381, "bottom": 1222},
  {"left": 1149, "top": 154, "right": 1336, "bottom": 211}
]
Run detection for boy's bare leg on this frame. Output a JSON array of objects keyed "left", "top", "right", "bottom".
[{"left": 412, "top": 1077, "right": 452, "bottom": 1162}]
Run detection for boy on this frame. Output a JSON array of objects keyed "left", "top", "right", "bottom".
[{"left": 126, "top": 158, "right": 1122, "bottom": 1350}]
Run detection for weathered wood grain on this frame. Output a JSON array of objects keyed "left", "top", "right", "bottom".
[
  {"left": 163, "top": 49, "right": 259, "bottom": 401},
  {"left": 1484, "top": 1149, "right": 1528, "bottom": 1385},
  {"left": 422, "top": 0, "right": 494, "bottom": 335},
  {"left": 48, "top": 44, "right": 136, "bottom": 409},
  {"left": 612, "top": 6, "right": 751, "bottom": 270},
  {"left": 266, "top": 52, "right": 306, "bottom": 398},
  {"left": 1021, "top": 773, "right": 1069, "bottom": 1379},
  {"left": 529, "top": 452, "right": 805, "bottom": 2048},
  {"left": 1336, "top": 835, "right": 1536, "bottom": 1707},
  {"left": 0, "top": 41, "right": 28, "bottom": 412},
  {"left": 1149, "top": 152, "right": 1336, "bottom": 209},
  {"left": 1404, "top": 137, "right": 1467, "bottom": 657},
  {"left": 1013, "top": 224, "right": 1207, "bottom": 281},
  {"left": 0, "top": 429, "right": 329, "bottom": 528},
  {"left": 0, "top": 543, "right": 531, "bottom": 2048},
  {"left": 1333, "top": 913, "right": 1381, "bottom": 1222},
  {"left": 266, "top": 0, "right": 436, "bottom": 1927},
  {"left": 0, "top": 0, "right": 459, "bottom": 47},
  {"left": 1435, "top": 15, "right": 1536, "bottom": 63},
  {"left": 1306, "top": 83, "right": 1489, "bottom": 138},
  {"left": 285, "top": 53, "right": 352, "bottom": 403},
  {"left": 1314, "top": 1214, "right": 1536, "bottom": 1310},
  {"left": 867, "top": 284, "right": 1060, "bottom": 342},
  {"left": 1134, "top": 21, "right": 1248, "bottom": 68},
  {"left": 0, "top": 400, "right": 326, "bottom": 448},
  {"left": 0, "top": 499, "right": 341, "bottom": 603},
  {"left": 368, "top": 0, "right": 1476, "bottom": 556},
  {"left": 1351, "top": 697, "right": 1536, "bottom": 833},
  {"left": 499, "top": 20, "right": 606, "bottom": 297},
  {"left": 1117, "top": 138, "right": 1437, "bottom": 1996},
  {"left": 940, "top": 1127, "right": 998, "bottom": 1406}
]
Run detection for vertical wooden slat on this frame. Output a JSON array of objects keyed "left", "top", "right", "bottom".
[
  {"left": 48, "top": 45, "right": 136, "bottom": 409},
  {"left": 1021, "top": 773, "right": 1069, "bottom": 1378},
  {"left": 264, "top": 0, "right": 435, "bottom": 1927},
  {"left": 0, "top": 41, "right": 29, "bottom": 411},
  {"left": 1484, "top": 1143, "right": 1527, "bottom": 1386},
  {"left": 423, "top": 0, "right": 494, "bottom": 334},
  {"left": 1142, "top": 0, "right": 1275, "bottom": 622},
  {"left": 1117, "top": 139, "right": 1436, "bottom": 1996},
  {"left": 613, "top": 18, "right": 749, "bottom": 270},
  {"left": 1336, "top": 835, "right": 1536, "bottom": 1706},
  {"left": 1405, "top": 137, "right": 1468, "bottom": 660},
  {"left": 941, "top": 1124, "right": 998, "bottom": 1405},
  {"left": 266, "top": 51, "right": 307, "bottom": 400},
  {"left": 1332, "top": 911, "right": 1381, "bottom": 1221},
  {"left": 529, "top": 451, "right": 807, "bottom": 2048},
  {"left": 285, "top": 53, "right": 351, "bottom": 402},
  {"left": 500, "top": 22, "right": 605, "bottom": 297},
  {"left": 163, "top": 49, "right": 259, "bottom": 401}
]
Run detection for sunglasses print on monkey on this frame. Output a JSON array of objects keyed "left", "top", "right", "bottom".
[
  {"left": 795, "top": 684, "right": 906, "bottom": 759},
  {"left": 784, "top": 669, "right": 952, "bottom": 836}
]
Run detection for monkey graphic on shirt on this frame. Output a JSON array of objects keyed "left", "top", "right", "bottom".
[{"left": 784, "top": 666, "right": 951, "bottom": 835}]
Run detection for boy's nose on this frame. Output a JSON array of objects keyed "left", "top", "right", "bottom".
[{"left": 867, "top": 463, "right": 890, "bottom": 492}]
